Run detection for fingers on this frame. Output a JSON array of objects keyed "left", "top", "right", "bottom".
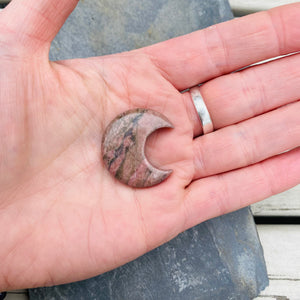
[
  {"left": 143, "top": 3, "right": 300, "bottom": 90},
  {"left": 192, "top": 100, "right": 300, "bottom": 179},
  {"left": 183, "top": 147, "right": 300, "bottom": 230},
  {"left": 197, "top": 53, "right": 300, "bottom": 130},
  {"left": 183, "top": 52, "right": 300, "bottom": 136},
  {"left": 1, "top": 0, "right": 78, "bottom": 53}
]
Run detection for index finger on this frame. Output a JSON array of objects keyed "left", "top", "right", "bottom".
[{"left": 143, "top": 3, "right": 300, "bottom": 90}]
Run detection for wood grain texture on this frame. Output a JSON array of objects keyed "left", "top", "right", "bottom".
[
  {"left": 251, "top": 185, "right": 300, "bottom": 216},
  {"left": 255, "top": 225, "right": 300, "bottom": 300},
  {"left": 256, "top": 280, "right": 300, "bottom": 300}
]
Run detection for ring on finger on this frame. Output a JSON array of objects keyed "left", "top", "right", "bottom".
[{"left": 189, "top": 86, "right": 214, "bottom": 135}]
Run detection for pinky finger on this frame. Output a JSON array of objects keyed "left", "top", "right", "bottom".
[{"left": 183, "top": 147, "right": 300, "bottom": 230}]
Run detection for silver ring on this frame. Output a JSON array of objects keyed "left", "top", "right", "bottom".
[{"left": 190, "top": 87, "right": 214, "bottom": 134}]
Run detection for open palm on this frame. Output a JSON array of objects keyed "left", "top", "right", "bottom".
[{"left": 1, "top": 1, "right": 300, "bottom": 290}]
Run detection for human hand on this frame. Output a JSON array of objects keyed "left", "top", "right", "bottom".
[{"left": 0, "top": 0, "right": 299, "bottom": 290}]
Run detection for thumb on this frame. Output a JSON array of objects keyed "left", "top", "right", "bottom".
[{"left": 1, "top": 0, "right": 79, "bottom": 54}]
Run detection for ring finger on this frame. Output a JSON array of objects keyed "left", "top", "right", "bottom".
[{"left": 182, "top": 52, "right": 300, "bottom": 136}]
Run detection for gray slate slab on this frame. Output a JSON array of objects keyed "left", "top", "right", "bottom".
[
  {"left": 30, "top": 0, "right": 269, "bottom": 299},
  {"left": 49, "top": 0, "right": 233, "bottom": 59},
  {"left": 30, "top": 209, "right": 268, "bottom": 300}
]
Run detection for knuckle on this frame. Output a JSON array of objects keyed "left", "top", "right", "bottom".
[{"left": 203, "top": 24, "right": 230, "bottom": 76}]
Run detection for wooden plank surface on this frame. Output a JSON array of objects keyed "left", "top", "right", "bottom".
[
  {"left": 252, "top": 185, "right": 300, "bottom": 216},
  {"left": 229, "top": 0, "right": 299, "bottom": 15},
  {"left": 255, "top": 225, "right": 300, "bottom": 300},
  {"left": 5, "top": 291, "right": 28, "bottom": 300}
]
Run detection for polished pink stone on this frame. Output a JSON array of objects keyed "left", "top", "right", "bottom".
[{"left": 102, "top": 108, "right": 174, "bottom": 188}]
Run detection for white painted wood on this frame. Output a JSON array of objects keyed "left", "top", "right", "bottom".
[
  {"left": 255, "top": 225, "right": 300, "bottom": 300},
  {"left": 258, "top": 225, "right": 300, "bottom": 279},
  {"left": 257, "top": 280, "right": 300, "bottom": 300},
  {"left": 229, "top": 0, "right": 299, "bottom": 15},
  {"left": 5, "top": 291, "right": 28, "bottom": 300},
  {"left": 251, "top": 185, "right": 300, "bottom": 216}
]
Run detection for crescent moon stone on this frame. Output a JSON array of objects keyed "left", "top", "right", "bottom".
[{"left": 102, "top": 108, "right": 174, "bottom": 188}]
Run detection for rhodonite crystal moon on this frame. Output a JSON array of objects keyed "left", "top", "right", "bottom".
[{"left": 102, "top": 108, "right": 173, "bottom": 188}]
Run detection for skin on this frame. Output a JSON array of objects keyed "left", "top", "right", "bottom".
[{"left": 0, "top": 0, "right": 299, "bottom": 291}]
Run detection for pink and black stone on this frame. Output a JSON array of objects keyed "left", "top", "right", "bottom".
[{"left": 102, "top": 108, "right": 174, "bottom": 188}]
